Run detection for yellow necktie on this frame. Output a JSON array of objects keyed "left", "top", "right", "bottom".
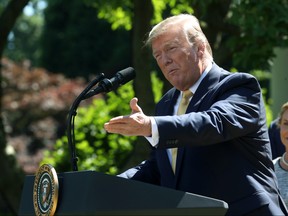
[{"left": 172, "top": 90, "right": 193, "bottom": 173}]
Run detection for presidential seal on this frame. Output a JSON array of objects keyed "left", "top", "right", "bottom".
[{"left": 33, "top": 164, "right": 59, "bottom": 216}]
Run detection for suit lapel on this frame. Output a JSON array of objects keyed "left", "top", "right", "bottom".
[
  {"left": 157, "top": 88, "right": 180, "bottom": 177},
  {"left": 161, "top": 88, "right": 180, "bottom": 115},
  {"left": 186, "top": 63, "right": 223, "bottom": 113},
  {"left": 175, "top": 63, "right": 223, "bottom": 177}
]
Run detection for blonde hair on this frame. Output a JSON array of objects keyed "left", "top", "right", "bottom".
[
  {"left": 145, "top": 14, "right": 213, "bottom": 61},
  {"left": 278, "top": 102, "right": 288, "bottom": 126}
]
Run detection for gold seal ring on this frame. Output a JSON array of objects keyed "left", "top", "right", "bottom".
[{"left": 33, "top": 164, "right": 59, "bottom": 216}]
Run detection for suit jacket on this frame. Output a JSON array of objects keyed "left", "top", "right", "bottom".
[
  {"left": 121, "top": 63, "right": 288, "bottom": 215},
  {"left": 268, "top": 118, "right": 285, "bottom": 159}
]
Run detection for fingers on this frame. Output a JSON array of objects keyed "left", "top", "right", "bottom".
[
  {"left": 104, "top": 121, "right": 126, "bottom": 135},
  {"left": 106, "top": 115, "right": 126, "bottom": 123},
  {"left": 104, "top": 114, "right": 152, "bottom": 137},
  {"left": 104, "top": 116, "right": 127, "bottom": 133},
  {"left": 104, "top": 116, "right": 137, "bottom": 136},
  {"left": 130, "top": 97, "right": 143, "bottom": 114},
  {"left": 104, "top": 97, "right": 149, "bottom": 136}
]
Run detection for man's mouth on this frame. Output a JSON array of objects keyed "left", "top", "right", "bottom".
[{"left": 168, "top": 68, "right": 178, "bottom": 75}]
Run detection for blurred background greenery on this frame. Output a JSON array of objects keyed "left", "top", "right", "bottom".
[{"left": 0, "top": 0, "right": 288, "bottom": 214}]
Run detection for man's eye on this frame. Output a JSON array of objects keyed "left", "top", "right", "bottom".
[
  {"left": 281, "top": 120, "right": 288, "bottom": 127},
  {"left": 168, "top": 46, "right": 176, "bottom": 51},
  {"left": 155, "top": 55, "right": 160, "bottom": 60}
]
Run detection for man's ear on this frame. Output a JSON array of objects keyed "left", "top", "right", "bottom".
[{"left": 197, "top": 42, "right": 205, "bottom": 58}]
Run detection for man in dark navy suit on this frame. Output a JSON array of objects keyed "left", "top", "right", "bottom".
[{"left": 104, "top": 14, "right": 288, "bottom": 215}]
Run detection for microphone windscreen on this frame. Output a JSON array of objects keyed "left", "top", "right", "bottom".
[{"left": 117, "top": 67, "right": 136, "bottom": 85}]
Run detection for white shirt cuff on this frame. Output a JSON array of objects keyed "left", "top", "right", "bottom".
[{"left": 145, "top": 117, "right": 159, "bottom": 147}]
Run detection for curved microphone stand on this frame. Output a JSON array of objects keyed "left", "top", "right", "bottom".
[{"left": 67, "top": 73, "right": 105, "bottom": 171}]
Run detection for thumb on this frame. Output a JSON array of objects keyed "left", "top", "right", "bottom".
[{"left": 130, "top": 97, "right": 143, "bottom": 114}]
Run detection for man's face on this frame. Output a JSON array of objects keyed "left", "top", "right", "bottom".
[{"left": 151, "top": 26, "right": 202, "bottom": 91}]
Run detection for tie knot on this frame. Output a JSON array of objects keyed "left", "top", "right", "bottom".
[
  {"left": 177, "top": 90, "right": 193, "bottom": 115},
  {"left": 182, "top": 90, "right": 193, "bottom": 103}
]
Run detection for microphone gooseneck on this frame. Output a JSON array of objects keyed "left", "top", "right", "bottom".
[
  {"left": 67, "top": 67, "right": 136, "bottom": 171},
  {"left": 82, "top": 67, "right": 135, "bottom": 100}
]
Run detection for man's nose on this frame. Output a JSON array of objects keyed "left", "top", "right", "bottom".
[{"left": 162, "top": 53, "right": 172, "bottom": 66}]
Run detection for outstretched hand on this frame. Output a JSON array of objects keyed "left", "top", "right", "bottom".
[{"left": 104, "top": 97, "right": 152, "bottom": 137}]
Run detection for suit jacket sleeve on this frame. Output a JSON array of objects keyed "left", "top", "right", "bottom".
[
  {"left": 118, "top": 148, "right": 161, "bottom": 185},
  {"left": 155, "top": 71, "right": 267, "bottom": 149}
]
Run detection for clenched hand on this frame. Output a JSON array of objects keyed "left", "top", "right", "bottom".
[{"left": 104, "top": 97, "right": 152, "bottom": 137}]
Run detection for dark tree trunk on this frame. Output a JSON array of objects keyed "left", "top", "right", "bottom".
[
  {"left": 0, "top": 0, "right": 29, "bottom": 214},
  {"left": 121, "top": 0, "right": 154, "bottom": 171}
]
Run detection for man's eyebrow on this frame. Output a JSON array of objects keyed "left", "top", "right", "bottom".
[{"left": 152, "top": 39, "right": 180, "bottom": 56}]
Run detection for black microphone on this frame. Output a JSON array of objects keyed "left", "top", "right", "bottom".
[{"left": 83, "top": 67, "right": 135, "bottom": 99}]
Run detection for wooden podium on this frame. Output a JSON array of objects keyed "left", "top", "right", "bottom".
[{"left": 18, "top": 170, "right": 228, "bottom": 215}]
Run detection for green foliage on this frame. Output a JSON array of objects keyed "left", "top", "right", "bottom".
[
  {"left": 42, "top": 71, "right": 165, "bottom": 174},
  {"left": 265, "top": 101, "right": 273, "bottom": 126},
  {"left": 228, "top": 0, "right": 288, "bottom": 70},
  {"left": 152, "top": 0, "right": 193, "bottom": 24},
  {"left": 84, "top": 0, "right": 133, "bottom": 30},
  {"left": 0, "top": 0, "right": 9, "bottom": 13},
  {"left": 42, "top": 81, "right": 136, "bottom": 174},
  {"left": 40, "top": 0, "right": 131, "bottom": 78},
  {"left": 86, "top": 0, "right": 193, "bottom": 28},
  {"left": 249, "top": 69, "right": 273, "bottom": 125},
  {"left": 3, "top": 1, "right": 44, "bottom": 66},
  {"left": 151, "top": 70, "right": 164, "bottom": 103}
]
